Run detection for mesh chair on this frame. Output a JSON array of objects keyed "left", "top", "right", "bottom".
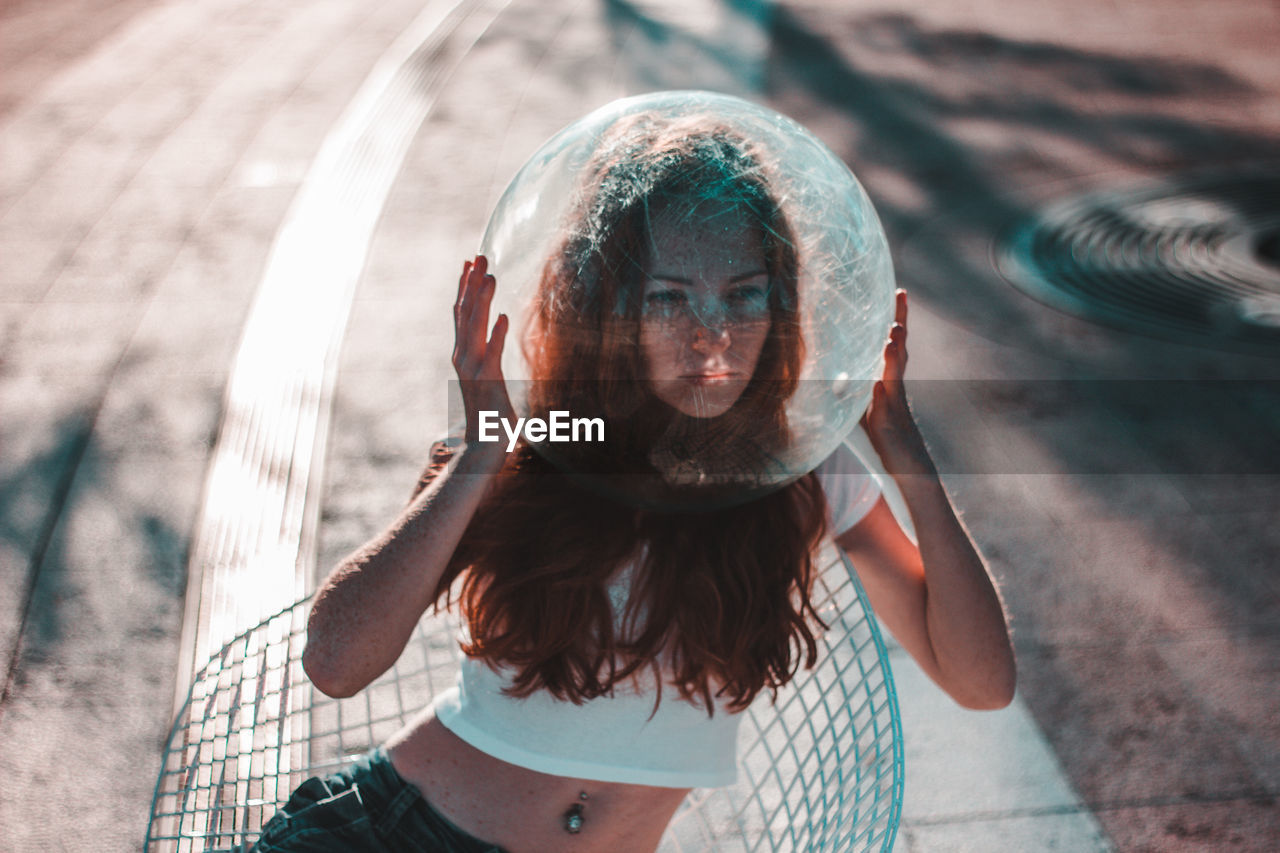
[{"left": 145, "top": 542, "right": 903, "bottom": 852}]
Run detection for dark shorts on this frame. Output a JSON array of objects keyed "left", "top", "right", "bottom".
[{"left": 251, "top": 747, "right": 510, "bottom": 852}]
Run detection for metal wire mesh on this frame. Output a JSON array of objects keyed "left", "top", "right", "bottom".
[{"left": 145, "top": 542, "right": 902, "bottom": 852}]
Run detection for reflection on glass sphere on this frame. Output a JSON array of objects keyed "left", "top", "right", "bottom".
[{"left": 480, "top": 91, "right": 895, "bottom": 508}]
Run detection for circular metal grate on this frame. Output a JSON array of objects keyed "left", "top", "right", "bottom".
[{"left": 996, "top": 167, "right": 1280, "bottom": 350}]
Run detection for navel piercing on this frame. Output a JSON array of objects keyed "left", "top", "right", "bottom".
[{"left": 564, "top": 791, "right": 588, "bottom": 834}]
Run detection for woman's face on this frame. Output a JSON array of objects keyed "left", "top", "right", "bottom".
[{"left": 639, "top": 202, "right": 772, "bottom": 418}]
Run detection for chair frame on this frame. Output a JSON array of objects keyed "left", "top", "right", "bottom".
[{"left": 146, "top": 543, "right": 903, "bottom": 852}]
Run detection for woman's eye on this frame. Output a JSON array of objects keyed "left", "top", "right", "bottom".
[
  {"left": 728, "top": 284, "right": 766, "bottom": 303},
  {"left": 644, "top": 290, "right": 688, "bottom": 316},
  {"left": 726, "top": 284, "right": 769, "bottom": 318}
]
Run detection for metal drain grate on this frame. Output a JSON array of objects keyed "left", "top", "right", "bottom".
[{"left": 996, "top": 167, "right": 1280, "bottom": 350}]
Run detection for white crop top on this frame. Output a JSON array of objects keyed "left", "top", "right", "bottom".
[{"left": 432, "top": 441, "right": 882, "bottom": 788}]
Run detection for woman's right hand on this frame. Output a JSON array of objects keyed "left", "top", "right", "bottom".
[
  {"left": 304, "top": 256, "right": 514, "bottom": 698},
  {"left": 452, "top": 255, "right": 514, "bottom": 448}
]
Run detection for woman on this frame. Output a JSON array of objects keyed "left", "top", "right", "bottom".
[{"left": 254, "top": 116, "right": 1015, "bottom": 853}]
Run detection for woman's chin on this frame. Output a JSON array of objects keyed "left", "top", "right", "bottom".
[
  {"left": 670, "top": 399, "right": 735, "bottom": 419},
  {"left": 659, "top": 383, "right": 748, "bottom": 419}
]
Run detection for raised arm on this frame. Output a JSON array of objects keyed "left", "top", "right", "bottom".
[
  {"left": 302, "top": 256, "right": 513, "bottom": 698},
  {"left": 837, "top": 289, "right": 1016, "bottom": 710}
]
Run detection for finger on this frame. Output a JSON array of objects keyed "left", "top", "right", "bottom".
[
  {"left": 895, "top": 288, "right": 907, "bottom": 328},
  {"left": 456, "top": 259, "right": 482, "bottom": 330},
  {"left": 455, "top": 259, "right": 489, "bottom": 368},
  {"left": 460, "top": 257, "right": 488, "bottom": 322},
  {"left": 468, "top": 254, "right": 488, "bottom": 312},
  {"left": 459, "top": 255, "right": 488, "bottom": 310},
  {"left": 463, "top": 261, "right": 478, "bottom": 311},
  {"left": 880, "top": 326, "right": 898, "bottom": 367},
  {"left": 870, "top": 379, "right": 897, "bottom": 420},
  {"left": 466, "top": 272, "right": 497, "bottom": 365},
  {"left": 485, "top": 313, "right": 509, "bottom": 373},
  {"left": 454, "top": 260, "right": 482, "bottom": 363},
  {"left": 875, "top": 377, "right": 892, "bottom": 401},
  {"left": 885, "top": 323, "right": 908, "bottom": 377},
  {"left": 859, "top": 381, "right": 881, "bottom": 427},
  {"left": 485, "top": 313, "right": 516, "bottom": 417}
]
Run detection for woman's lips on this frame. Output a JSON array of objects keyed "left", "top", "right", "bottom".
[{"left": 682, "top": 372, "right": 741, "bottom": 384}]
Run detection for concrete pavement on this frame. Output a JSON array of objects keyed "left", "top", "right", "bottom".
[{"left": 2, "top": 0, "right": 1278, "bottom": 849}]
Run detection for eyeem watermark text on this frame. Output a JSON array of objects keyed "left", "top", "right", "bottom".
[{"left": 478, "top": 410, "right": 605, "bottom": 452}]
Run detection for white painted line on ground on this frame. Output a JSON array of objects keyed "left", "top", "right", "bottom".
[{"left": 176, "top": 0, "right": 513, "bottom": 710}]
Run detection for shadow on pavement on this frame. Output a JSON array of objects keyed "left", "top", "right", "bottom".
[{"left": 1, "top": 409, "right": 188, "bottom": 702}]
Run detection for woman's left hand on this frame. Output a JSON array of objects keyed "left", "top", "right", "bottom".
[
  {"left": 859, "top": 289, "right": 937, "bottom": 478},
  {"left": 847, "top": 289, "right": 1017, "bottom": 709}
]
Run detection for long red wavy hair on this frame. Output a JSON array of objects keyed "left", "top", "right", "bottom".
[{"left": 426, "top": 117, "right": 831, "bottom": 715}]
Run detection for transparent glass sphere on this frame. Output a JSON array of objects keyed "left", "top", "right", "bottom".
[{"left": 479, "top": 91, "right": 895, "bottom": 509}]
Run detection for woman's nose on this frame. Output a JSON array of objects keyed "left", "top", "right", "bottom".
[{"left": 691, "top": 323, "right": 731, "bottom": 354}]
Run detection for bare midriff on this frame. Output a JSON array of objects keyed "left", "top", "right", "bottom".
[{"left": 385, "top": 707, "right": 692, "bottom": 853}]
